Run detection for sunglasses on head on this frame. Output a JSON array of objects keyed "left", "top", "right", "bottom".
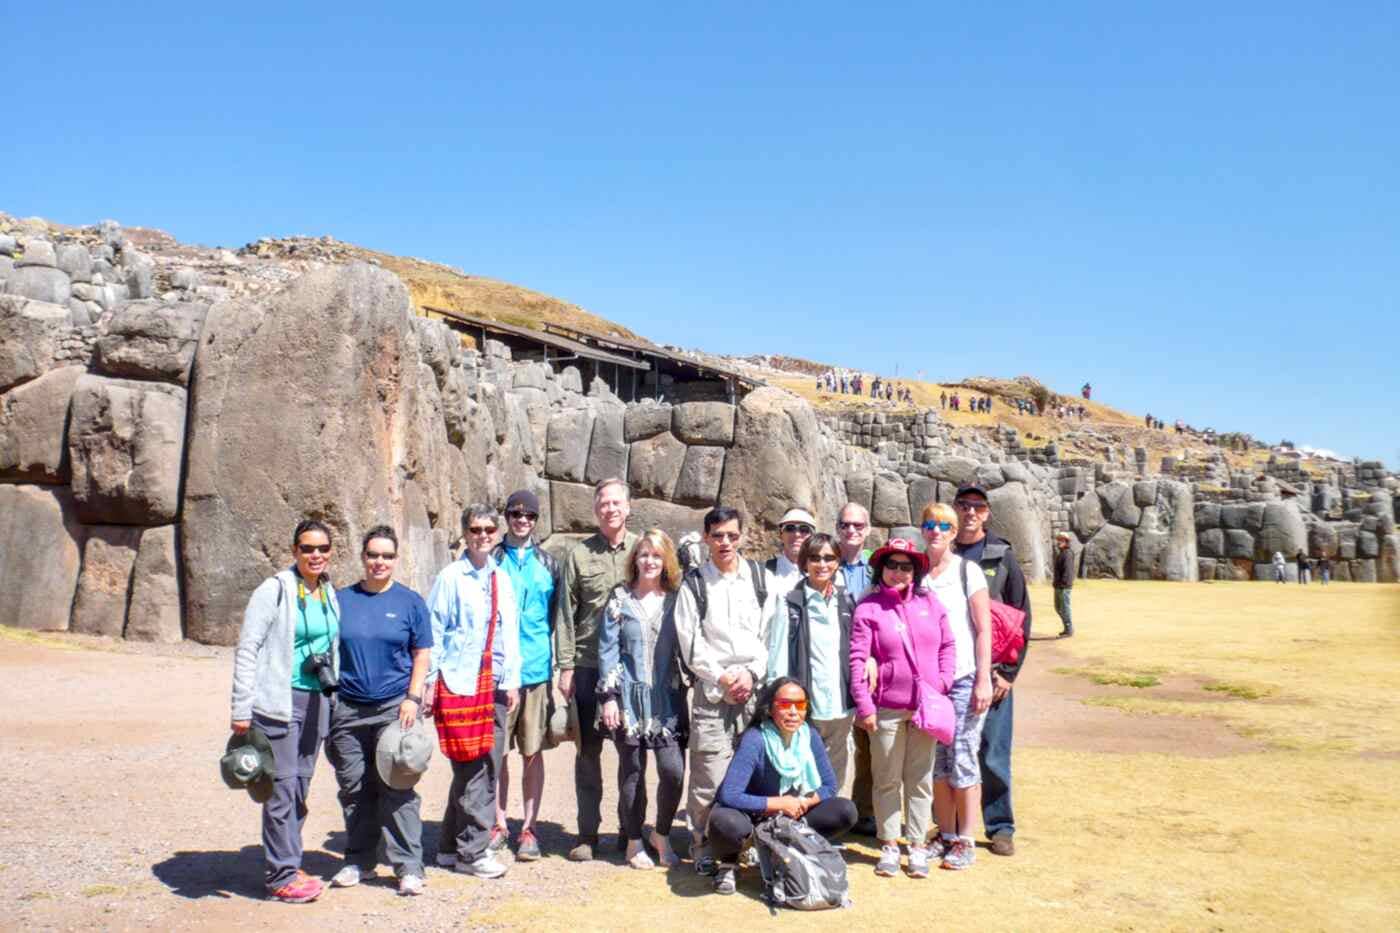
[
  {"left": 773, "top": 698, "right": 808, "bottom": 713},
  {"left": 506, "top": 510, "right": 538, "bottom": 521},
  {"left": 780, "top": 523, "right": 813, "bottom": 535},
  {"left": 297, "top": 544, "right": 332, "bottom": 555},
  {"left": 922, "top": 520, "right": 953, "bottom": 532}
]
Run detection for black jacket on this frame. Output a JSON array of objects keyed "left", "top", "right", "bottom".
[
  {"left": 1053, "top": 547, "right": 1077, "bottom": 589},
  {"left": 781, "top": 583, "right": 854, "bottom": 715},
  {"left": 954, "top": 533, "right": 1032, "bottom": 683}
]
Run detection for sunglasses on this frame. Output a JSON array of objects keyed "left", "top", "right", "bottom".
[
  {"left": 837, "top": 521, "right": 867, "bottom": 531},
  {"left": 364, "top": 550, "right": 397, "bottom": 560},
  {"left": 506, "top": 511, "right": 538, "bottom": 521},
  {"left": 780, "top": 523, "right": 814, "bottom": 535},
  {"left": 466, "top": 525, "right": 497, "bottom": 536},
  {"left": 773, "top": 698, "right": 808, "bottom": 713},
  {"left": 808, "top": 554, "right": 840, "bottom": 565},
  {"left": 953, "top": 500, "right": 989, "bottom": 513},
  {"left": 922, "top": 520, "right": 954, "bottom": 533},
  {"left": 297, "top": 544, "right": 332, "bottom": 555},
  {"left": 709, "top": 531, "right": 741, "bottom": 543},
  {"left": 884, "top": 560, "right": 916, "bottom": 573}
]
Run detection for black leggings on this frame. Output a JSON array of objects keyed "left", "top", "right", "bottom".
[
  {"left": 707, "top": 797, "right": 858, "bottom": 862},
  {"left": 616, "top": 740, "right": 685, "bottom": 840}
]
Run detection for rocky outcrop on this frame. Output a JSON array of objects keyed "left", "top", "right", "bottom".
[
  {"left": 0, "top": 365, "right": 82, "bottom": 482},
  {"left": 0, "top": 485, "right": 84, "bottom": 630},
  {"left": 68, "top": 375, "right": 186, "bottom": 525}
]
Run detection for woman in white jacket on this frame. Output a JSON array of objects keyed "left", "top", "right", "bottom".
[{"left": 230, "top": 519, "right": 342, "bottom": 904}]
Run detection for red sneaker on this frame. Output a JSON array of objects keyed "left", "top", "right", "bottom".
[{"left": 268, "top": 871, "right": 324, "bottom": 903}]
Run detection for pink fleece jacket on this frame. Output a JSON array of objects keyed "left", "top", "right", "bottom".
[{"left": 849, "top": 583, "right": 956, "bottom": 720}]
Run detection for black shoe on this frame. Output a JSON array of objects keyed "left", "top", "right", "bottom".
[
  {"left": 852, "top": 816, "right": 878, "bottom": 837},
  {"left": 615, "top": 833, "right": 629, "bottom": 854},
  {"left": 1060, "top": 629, "right": 1074, "bottom": 638}
]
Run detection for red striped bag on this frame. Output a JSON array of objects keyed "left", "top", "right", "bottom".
[{"left": 433, "top": 572, "right": 498, "bottom": 762}]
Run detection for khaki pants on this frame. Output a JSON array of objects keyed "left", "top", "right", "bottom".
[
  {"left": 812, "top": 713, "right": 854, "bottom": 794},
  {"left": 686, "top": 685, "right": 755, "bottom": 843},
  {"left": 869, "top": 708, "right": 936, "bottom": 844}
]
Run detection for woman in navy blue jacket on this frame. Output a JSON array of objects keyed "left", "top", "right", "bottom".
[{"left": 706, "top": 677, "right": 858, "bottom": 895}]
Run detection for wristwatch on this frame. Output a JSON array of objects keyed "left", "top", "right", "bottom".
[{"left": 405, "top": 692, "right": 423, "bottom": 705}]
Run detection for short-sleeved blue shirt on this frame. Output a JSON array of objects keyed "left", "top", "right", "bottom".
[{"left": 335, "top": 581, "right": 434, "bottom": 704}]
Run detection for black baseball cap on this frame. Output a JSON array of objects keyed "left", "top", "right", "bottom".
[
  {"left": 953, "top": 483, "right": 990, "bottom": 502},
  {"left": 504, "top": 490, "right": 541, "bottom": 516}
]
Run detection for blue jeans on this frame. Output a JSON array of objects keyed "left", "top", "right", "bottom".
[
  {"left": 979, "top": 688, "right": 1014, "bottom": 838},
  {"left": 1053, "top": 587, "right": 1073, "bottom": 632}
]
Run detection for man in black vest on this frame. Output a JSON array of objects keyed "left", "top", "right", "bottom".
[{"left": 950, "top": 483, "right": 1032, "bottom": 857}]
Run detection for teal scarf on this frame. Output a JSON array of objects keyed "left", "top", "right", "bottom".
[{"left": 761, "top": 721, "right": 823, "bottom": 796}]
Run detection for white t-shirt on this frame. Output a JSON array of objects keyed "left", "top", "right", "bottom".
[{"left": 923, "top": 554, "right": 987, "bottom": 681}]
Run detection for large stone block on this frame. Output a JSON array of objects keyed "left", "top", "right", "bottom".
[
  {"left": 844, "top": 473, "right": 873, "bottom": 516},
  {"left": 628, "top": 497, "right": 711, "bottom": 545},
  {"left": 1256, "top": 501, "right": 1308, "bottom": 562},
  {"left": 1071, "top": 490, "right": 1106, "bottom": 539},
  {"left": 906, "top": 476, "right": 939, "bottom": 520},
  {"left": 1097, "top": 480, "right": 1141, "bottom": 528},
  {"left": 584, "top": 405, "right": 628, "bottom": 485},
  {"left": 1353, "top": 559, "right": 1378, "bottom": 583},
  {"left": 0, "top": 365, "right": 82, "bottom": 482},
  {"left": 871, "top": 472, "right": 911, "bottom": 527},
  {"left": 552, "top": 481, "right": 711, "bottom": 540},
  {"left": 928, "top": 456, "right": 979, "bottom": 487},
  {"left": 125, "top": 524, "right": 183, "bottom": 642},
  {"left": 975, "top": 463, "right": 1006, "bottom": 490},
  {"left": 1082, "top": 524, "right": 1133, "bottom": 579},
  {"left": 18, "top": 238, "right": 57, "bottom": 267},
  {"left": 549, "top": 481, "right": 597, "bottom": 533},
  {"left": 672, "top": 401, "right": 735, "bottom": 446},
  {"left": 623, "top": 401, "right": 672, "bottom": 442},
  {"left": 1380, "top": 534, "right": 1400, "bottom": 583},
  {"left": 1337, "top": 522, "right": 1359, "bottom": 560},
  {"left": 182, "top": 263, "right": 465, "bottom": 645},
  {"left": 1358, "top": 530, "right": 1380, "bottom": 559},
  {"left": 1198, "top": 528, "right": 1225, "bottom": 558},
  {"left": 1129, "top": 480, "right": 1196, "bottom": 580},
  {"left": 55, "top": 244, "right": 92, "bottom": 283},
  {"left": 0, "top": 296, "right": 69, "bottom": 392},
  {"left": 1225, "top": 529, "right": 1255, "bottom": 559},
  {"left": 1195, "top": 502, "right": 1221, "bottom": 530},
  {"left": 1133, "top": 481, "right": 1159, "bottom": 507},
  {"left": 674, "top": 445, "right": 725, "bottom": 506},
  {"left": 68, "top": 374, "right": 186, "bottom": 525},
  {"left": 70, "top": 526, "right": 143, "bottom": 637},
  {"left": 628, "top": 431, "right": 687, "bottom": 500},
  {"left": 719, "top": 388, "right": 832, "bottom": 532},
  {"left": 93, "top": 300, "right": 209, "bottom": 385},
  {"left": 545, "top": 407, "right": 595, "bottom": 482},
  {"left": 1308, "top": 523, "right": 1339, "bottom": 558},
  {"left": 987, "top": 480, "right": 1049, "bottom": 582},
  {"left": 2, "top": 265, "right": 71, "bottom": 306},
  {"left": 0, "top": 485, "right": 83, "bottom": 629},
  {"left": 1254, "top": 561, "right": 1298, "bottom": 582},
  {"left": 1221, "top": 502, "right": 1265, "bottom": 533}
]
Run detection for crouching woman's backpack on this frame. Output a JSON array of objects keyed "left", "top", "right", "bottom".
[{"left": 752, "top": 814, "right": 851, "bottom": 911}]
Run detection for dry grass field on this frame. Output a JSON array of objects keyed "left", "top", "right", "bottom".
[{"left": 3, "top": 581, "right": 1397, "bottom": 931}]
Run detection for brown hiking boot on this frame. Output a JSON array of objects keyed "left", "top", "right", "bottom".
[{"left": 989, "top": 832, "right": 1015, "bottom": 856}]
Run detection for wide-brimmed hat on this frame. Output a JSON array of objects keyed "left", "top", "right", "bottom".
[
  {"left": 375, "top": 716, "right": 435, "bottom": 790},
  {"left": 544, "top": 696, "right": 578, "bottom": 750},
  {"left": 868, "top": 537, "right": 931, "bottom": 579},
  {"left": 221, "top": 727, "right": 277, "bottom": 803},
  {"left": 778, "top": 507, "right": 817, "bottom": 530}
]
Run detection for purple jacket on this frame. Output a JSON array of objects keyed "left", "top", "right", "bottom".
[{"left": 849, "top": 584, "right": 956, "bottom": 720}]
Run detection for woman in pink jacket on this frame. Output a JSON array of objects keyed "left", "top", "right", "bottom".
[{"left": 849, "top": 538, "right": 955, "bottom": 880}]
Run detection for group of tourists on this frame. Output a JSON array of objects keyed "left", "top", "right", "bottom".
[
  {"left": 940, "top": 392, "right": 993, "bottom": 413},
  {"left": 817, "top": 370, "right": 913, "bottom": 404},
  {"left": 1274, "top": 549, "right": 1330, "bottom": 585},
  {"left": 227, "top": 478, "right": 1033, "bottom": 904}
]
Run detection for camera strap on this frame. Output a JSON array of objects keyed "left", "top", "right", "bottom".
[{"left": 296, "top": 577, "right": 334, "bottom": 650}]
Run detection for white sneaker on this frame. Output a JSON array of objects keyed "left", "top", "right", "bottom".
[
  {"left": 455, "top": 853, "right": 508, "bottom": 879},
  {"left": 434, "top": 853, "right": 457, "bottom": 868},
  {"left": 398, "top": 874, "right": 425, "bottom": 896},
  {"left": 330, "top": 864, "right": 364, "bottom": 887}
]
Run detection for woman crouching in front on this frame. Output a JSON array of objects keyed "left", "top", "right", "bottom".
[
  {"left": 230, "top": 519, "right": 341, "bottom": 903},
  {"left": 706, "top": 677, "right": 857, "bottom": 895}
]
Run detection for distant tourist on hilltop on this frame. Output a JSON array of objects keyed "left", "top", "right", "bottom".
[
  {"left": 1081, "top": 382, "right": 1092, "bottom": 400},
  {"left": 940, "top": 391, "right": 947, "bottom": 410}
]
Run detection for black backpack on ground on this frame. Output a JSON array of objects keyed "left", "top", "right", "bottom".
[{"left": 753, "top": 814, "right": 850, "bottom": 911}]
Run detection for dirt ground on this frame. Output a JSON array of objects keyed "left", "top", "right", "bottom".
[{"left": 3, "top": 581, "right": 1398, "bottom": 932}]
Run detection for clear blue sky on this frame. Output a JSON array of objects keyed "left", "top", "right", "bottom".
[{"left": 6, "top": 2, "right": 1397, "bottom": 467}]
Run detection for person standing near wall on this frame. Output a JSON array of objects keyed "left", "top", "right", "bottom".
[
  {"left": 554, "top": 478, "right": 639, "bottom": 861},
  {"left": 1052, "top": 532, "right": 1076, "bottom": 638},
  {"left": 489, "top": 490, "right": 559, "bottom": 862},
  {"left": 950, "top": 484, "right": 1031, "bottom": 858}
]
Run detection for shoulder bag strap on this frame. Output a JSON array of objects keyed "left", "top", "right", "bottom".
[{"left": 483, "top": 570, "right": 499, "bottom": 658}]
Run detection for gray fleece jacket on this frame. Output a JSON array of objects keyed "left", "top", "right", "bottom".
[{"left": 230, "top": 568, "right": 342, "bottom": 723}]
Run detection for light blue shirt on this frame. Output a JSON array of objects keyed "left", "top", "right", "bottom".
[
  {"left": 427, "top": 555, "right": 521, "bottom": 694},
  {"left": 803, "top": 584, "right": 851, "bottom": 720},
  {"left": 839, "top": 558, "right": 870, "bottom": 598}
]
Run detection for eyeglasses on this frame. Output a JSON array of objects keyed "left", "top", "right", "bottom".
[
  {"left": 837, "top": 521, "right": 867, "bottom": 531},
  {"left": 297, "top": 544, "right": 332, "bottom": 555},
  {"left": 709, "top": 531, "right": 741, "bottom": 543},
  {"left": 884, "top": 560, "right": 916, "bottom": 573},
  {"left": 953, "top": 500, "right": 989, "bottom": 514},
  {"left": 466, "top": 525, "right": 497, "bottom": 536},
  {"left": 506, "top": 511, "right": 538, "bottom": 521},
  {"left": 922, "top": 520, "right": 954, "bottom": 533},
  {"left": 773, "top": 698, "right": 808, "bottom": 713},
  {"left": 780, "top": 523, "right": 814, "bottom": 535},
  {"left": 364, "top": 550, "right": 397, "bottom": 560},
  {"left": 808, "top": 554, "right": 840, "bottom": 565}
]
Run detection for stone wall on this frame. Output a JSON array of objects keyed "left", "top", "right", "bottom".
[{"left": 1, "top": 218, "right": 1395, "bottom": 645}]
